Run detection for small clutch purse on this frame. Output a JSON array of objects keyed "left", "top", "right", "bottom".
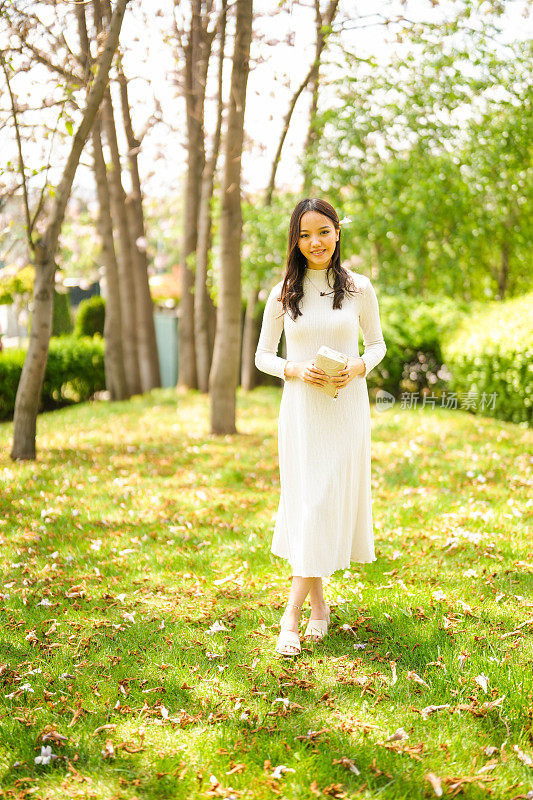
[{"left": 314, "top": 345, "right": 349, "bottom": 399}]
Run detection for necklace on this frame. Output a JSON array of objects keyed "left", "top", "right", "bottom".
[{"left": 305, "top": 269, "right": 335, "bottom": 297}]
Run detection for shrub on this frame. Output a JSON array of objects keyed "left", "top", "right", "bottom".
[
  {"left": 0, "top": 348, "right": 25, "bottom": 420},
  {"left": 0, "top": 335, "right": 105, "bottom": 420},
  {"left": 52, "top": 289, "right": 73, "bottom": 336},
  {"left": 378, "top": 293, "right": 472, "bottom": 398},
  {"left": 441, "top": 292, "right": 532, "bottom": 425},
  {"left": 74, "top": 295, "right": 105, "bottom": 338}
]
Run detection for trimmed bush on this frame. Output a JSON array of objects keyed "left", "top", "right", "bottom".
[
  {"left": 74, "top": 295, "right": 105, "bottom": 338},
  {"left": 0, "top": 348, "right": 25, "bottom": 420},
  {"left": 378, "top": 293, "right": 472, "bottom": 397},
  {"left": 0, "top": 335, "right": 105, "bottom": 420},
  {"left": 52, "top": 289, "right": 73, "bottom": 336},
  {"left": 441, "top": 292, "right": 532, "bottom": 425}
]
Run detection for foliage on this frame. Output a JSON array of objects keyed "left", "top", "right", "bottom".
[
  {"left": 0, "top": 388, "right": 531, "bottom": 798},
  {"left": 74, "top": 295, "right": 105, "bottom": 338},
  {"left": 241, "top": 193, "right": 298, "bottom": 291},
  {"left": 306, "top": 25, "right": 533, "bottom": 301},
  {"left": 0, "top": 265, "right": 34, "bottom": 305},
  {"left": 442, "top": 292, "right": 533, "bottom": 424},
  {"left": 377, "top": 293, "right": 470, "bottom": 397},
  {"left": 0, "top": 348, "right": 23, "bottom": 419},
  {"left": 52, "top": 290, "right": 73, "bottom": 336},
  {"left": 0, "top": 336, "right": 105, "bottom": 420}
]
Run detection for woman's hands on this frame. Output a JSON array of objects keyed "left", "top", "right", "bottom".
[
  {"left": 287, "top": 359, "right": 328, "bottom": 387},
  {"left": 331, "top": 356, "right": 366, "bottom": 388},
  {"left": 286, "top": 356, "right": 366, "bottom": 388}
]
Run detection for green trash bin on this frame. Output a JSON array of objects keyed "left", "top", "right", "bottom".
[{"left": 154, "top": 310, "right": 179, "bottom": 388}]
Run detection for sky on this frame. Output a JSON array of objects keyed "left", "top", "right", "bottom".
[{"left": 1, "top": 0, "right": 532, "bottom": 207}]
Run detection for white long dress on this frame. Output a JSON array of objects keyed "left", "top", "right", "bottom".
[{"left": 254, "top": 266, "right": 387, "bottom": 578}]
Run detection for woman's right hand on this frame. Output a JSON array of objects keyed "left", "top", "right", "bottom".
[{"left": 291, "top": 359, "right": 329, "bottom": 387}]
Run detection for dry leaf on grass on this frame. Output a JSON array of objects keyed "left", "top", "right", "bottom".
[
  {"left": 226, "top": 762, "right": 246, "bottom": 775},
  {"left": 417, "top": 704, "right": 451, "bottom": 720},
  {"left": 513, "top": 745, "right": 533, "bottom": 767},
  {"left": 474, "top": 674, "right": 489, "bottom": 693},
  {"left": 444, "top": 772, "right": 496, "bottom": 794},
  {"left": 425, "top": 771, "right": 443, "bottom": 796},
  {"left": 101, "top": 739, "right": 115, "bottom": 759},
  {"left": 65, "top": 583, "right": 87, "bottom": 599},
  {"left": 385, "top": 727, "right": 409, "bottom": 742},
  {"left": 407, "top": 670, "right": 430, "bottom": 688},
  {"left": 271, "top": 764, "right": 295, "bottom": 779},
  {"left": 118, "top": 742, "right": 145, "bottom": 754},
  {"left": 332, "top": 756, "right": 360, "bottom": 775},
  {"left": 207, "top": 621, "right": 229, "bottom": 635},
  {"left": 39, "top": 727, "right": 68, "bottom": 745},
  {"left": 92, "top": 724, "right": 117, "bottom": 736}
]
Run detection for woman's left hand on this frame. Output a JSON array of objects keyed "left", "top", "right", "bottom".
[{"left": 332, "top": 357, "right": 366, "bottom": 388}]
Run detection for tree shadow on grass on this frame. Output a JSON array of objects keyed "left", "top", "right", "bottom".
[
  {"left": 1, "top": 586, "right": 531, "bottom": 798},
  {"left": 1, "top": 398, "right": 530, "bottom": 797},
  {"left": 3, "top": 615, "right": 515, "bottom": 799}
]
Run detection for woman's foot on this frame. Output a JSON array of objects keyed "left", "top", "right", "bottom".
[
  {"left": 304, "top": 601, "right": 330, "bottom": 641},
  {"left": 275, "top": 602, "right": 302, "bottom": 656}
]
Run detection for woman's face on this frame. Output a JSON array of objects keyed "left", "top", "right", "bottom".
[{"left": 298, "top": 210, "right": 339, "bottom": 269}]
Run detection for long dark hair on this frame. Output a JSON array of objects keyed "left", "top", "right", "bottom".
[{"left": 278, "top": 198, "right": 362, "bottom": 321}]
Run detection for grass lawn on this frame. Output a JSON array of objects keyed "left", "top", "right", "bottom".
[{"left": 0, "top": 386, "right": 532, "bottom": 800}]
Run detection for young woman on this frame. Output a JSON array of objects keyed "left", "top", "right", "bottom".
[{"left": 254, "top": 198, "right": 387, "bottom": 656}]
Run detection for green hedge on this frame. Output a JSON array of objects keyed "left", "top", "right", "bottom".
[
  {"left": 74, "top": 295, "right": 105, "bottom": 338},
  {"left": 52, "top": 289, "right": 73, "bottom": 336},
  {"left": 0, "top": 335, "right": 105, "bottom": 421},
  {"left": 376, "top": 294, "right": 469, "bottom": 396},
  {"left": 441, "top": 292, "right": 532, "bottom": 425}
]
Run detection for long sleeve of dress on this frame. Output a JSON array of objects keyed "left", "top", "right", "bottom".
[
  {"left": 358, "top": 278, "right": 387, "bottom": 379},
  {"left": 255, "top": 283, "right": 288, "bottom": 381}
]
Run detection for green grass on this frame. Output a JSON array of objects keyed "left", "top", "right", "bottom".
[{"left": 0, "top": 386, "right": 532, "bottom": 799}]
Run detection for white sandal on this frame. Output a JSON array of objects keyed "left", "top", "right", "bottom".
[
  {"left": 275, "top": 602, "right": 302, "bottom": 656},
  {"left": 304, "top": 603, "right": 331, "bottom": 641}
]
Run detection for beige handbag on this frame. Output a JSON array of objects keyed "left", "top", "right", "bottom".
[{"left": 314, "top": 345, "right": 349, "bottom": 399}]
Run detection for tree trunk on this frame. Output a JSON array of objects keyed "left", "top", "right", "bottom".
[
  {"left": 209, "top": 0, "right": 253, "bottom": 433},
  {"left": 76, "top": 4, "right": 128, "bottom": 401},
  {"left": 92, "top": 118, "right": 129, "bottom": 400},
  {"left": 118, "top": 69, "right": 161, "bottom": 391},
  {"left": 240, "top": 285, "right": 259, "bottom": 390},
  {"left": 195, "top": 0, "right": 227, "bottom": 393},
  {"left": 208, "top": 299, "right": 216, "bottom": 358},
  {"left": 94, "top": 0, "right": 141, "bottom": 395},
  {"left": 101, "top": 89, "right": 142, "bottom": 396},
  {"left": 11, "top": 0, "right": 129, "bottom": 460},
  {"left": 177, "top": 0, "right": 210, "bottom": 389}
]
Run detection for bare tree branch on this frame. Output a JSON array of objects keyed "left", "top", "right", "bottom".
[
  {"left": 14, "top": 37, "right": 84, "bottom": 85},
  {"left": 29, "top": 101, "right": 68, "bottom": 237},
  {"left": 0, "top": 52, "right": 33, "bottom": 255}
]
